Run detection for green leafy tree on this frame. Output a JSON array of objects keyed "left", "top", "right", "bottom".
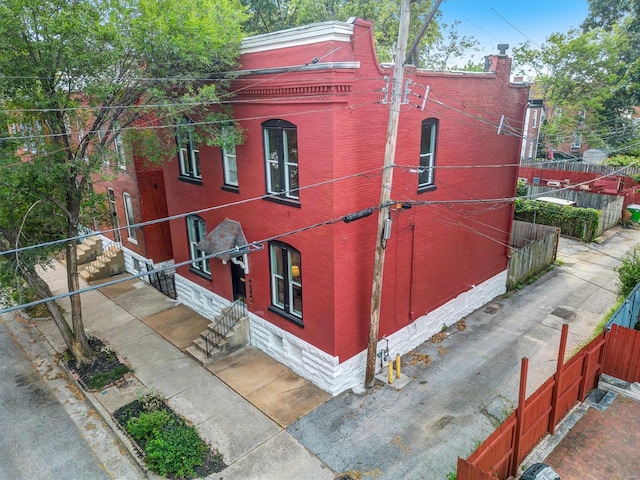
[
  {"left": 242, "top": 0, "right": 442, "bottom": 64},
  {"left": 421, "top": 21, "right": 480, "bottom": 70},
  {"left": 513, "top": 0, "right": 640, "bottom": 152},
  {"left": 0, "top": 0, "right": 246, "bottom": 362}
]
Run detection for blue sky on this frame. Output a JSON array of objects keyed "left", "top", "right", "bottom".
[{"left": 437, "top": 0, "right": 590, "bottom": 64}]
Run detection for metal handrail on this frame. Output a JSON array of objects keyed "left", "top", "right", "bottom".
[
  {"left": 205, "top": 299, "right": 247, "bottom": 358},
  {"left": 84, "top": 238, "right": 121, "bottom": 277}
]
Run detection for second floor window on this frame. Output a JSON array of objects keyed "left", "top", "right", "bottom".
[
  {"left": 221, "top": 124, "right": 238, "bottom": 187},
  {"left": 263, "top": 119, "right": 298, "bottom": 201},
  {"left": 419, "top": 118, "right": 438, "bottom": 191},
  {"left": 187, "top": 215, "right": 209, "bottom": 276},
  {"left": 177, "top": 117, "right": 201, "bottom": 181}
]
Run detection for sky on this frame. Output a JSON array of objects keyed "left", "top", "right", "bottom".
[{"left": 437, "top": 0, "right": 590, "bottom": 67}]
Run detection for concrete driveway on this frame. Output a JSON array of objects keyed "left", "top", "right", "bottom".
[{"left": 288, "top": 227, "right": 640, "bottom": 480}]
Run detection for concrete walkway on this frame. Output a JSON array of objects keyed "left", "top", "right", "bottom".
[{"left": 32, "top": 262, "right": 334, "bottom": 480}]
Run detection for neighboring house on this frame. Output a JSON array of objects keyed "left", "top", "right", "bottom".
[
  {"left": 153, "top": 18, "right": 529, "bottom": 395},
  {"left": 520, "top": 97, "right": 545, "bottom": 161},
  {"left": 91, "top": 138, "right": 174, "bottom": 275}
]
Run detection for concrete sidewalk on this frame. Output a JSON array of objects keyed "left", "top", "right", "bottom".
[{"left": 29, "top": 262, "right": 334, "bottom": 480}]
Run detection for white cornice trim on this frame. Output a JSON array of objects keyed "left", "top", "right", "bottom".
[
  {"left": 241, "top": 21, "right": 354, "bottom": 54},
  {"left": 234, "top": 61, "right": 360, "bottom": 77}
]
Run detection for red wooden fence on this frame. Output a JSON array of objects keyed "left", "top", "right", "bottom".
[
  {"left": 462, "top": 325, "right": 607, "bottom": 479},
  {"left": 603, "top": 324, "right": 640, "bottom": 382}
]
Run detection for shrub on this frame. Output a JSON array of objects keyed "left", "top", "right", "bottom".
[
  {"left": 514, "top": 198, "right": 600, "bottom": 241},
  {"left": 616, "top": 248, "right": 640, "bottom": 297},
  {"left": 126, "top": 409, "right": 172, "bottom": 446},
  {"left": 145, "top": 423, "right": 207, "bottom": 478}
]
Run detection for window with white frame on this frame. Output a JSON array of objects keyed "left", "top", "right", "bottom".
[
  {"left": 187, "top": 215, "right": 209, "bottom": 275},
  {"left": 122, "top": 192, "right": 137, "bottom": 242},
  {"left": 177, "top": 117, "right": 201, "bottom": 181},
  {"left": 221, "top": 124, "right": 238, "bottom": 187},
  {"left": 419, "top": 118, "right": 438, "bottom": 190},
  {"left": 532, "top": 110, "right": 538, "bottom": 129},
  {"left": 114, "top": 122, "right": 126, "bottom": 169},
  {"left": 269, "top": 242, "right": 302, "bottom": 323},
  {"left": 571, "top": 132, "right": 582, "bottom": 149},
  {"left": 263, "top": 119, "right": 298, "bottom": 200}
]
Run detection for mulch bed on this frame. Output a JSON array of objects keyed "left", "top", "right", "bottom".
[{"left": 63, "top": 337, "right": 130, "bottom": 391}]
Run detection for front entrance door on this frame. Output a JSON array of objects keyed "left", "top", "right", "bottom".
[{"left": 231, "top": 259, "right": 246, "bottom": 302}]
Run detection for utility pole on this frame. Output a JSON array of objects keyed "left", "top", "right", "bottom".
[{"left": 364, "top": 0, "right": 412, "bottom": 388}]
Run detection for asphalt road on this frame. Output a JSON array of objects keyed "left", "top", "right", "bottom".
[
  {"left": 0, "top": 319, "right": 111, "bottom": 480},
  {"left": 288, "top": 227, "right": 640, "bottom": 480}
]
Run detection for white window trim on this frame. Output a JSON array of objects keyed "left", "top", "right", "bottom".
[
  {"left": 264, "top": 121, "right": 299, "bottom": 200},
  {"left": 187, "top": 216, "right": 209, "bottom": 275},
  {"left": 270, "top": 243, "right": 302, "bottom": 320},
  {"left": 178, "top": 120, "right": 201, "bottom": 180},
  {"left": 419, "top": 119, "right": 438, "bottom": 189},
  {"left": 122, "top": 192, "right": 137, "bottom": 244},
  {"left": 221, "top": 125, "right": 238, "bottom": 187}
]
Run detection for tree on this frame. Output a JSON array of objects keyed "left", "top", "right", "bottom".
[
  {"left": 513, "top": 0, "right": 640, "bottom": 152},
  {"left": 421, "top": 21, "right": 480, "bottom": 70},
  {"left": 242, "top": 0, "right": 442, "bottom": 64},
  {"left": 0, "top": 0, "right": 247, "bottom": 362}
]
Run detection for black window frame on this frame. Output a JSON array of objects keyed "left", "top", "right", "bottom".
[
  {"left": 418, "top": 118, "right": 438, "bottom": 193},
  {"left": 268, "top": 241, "right": 303, "bottom": 326},
  {"left": 262, "top": 119, "right": 299, "bottom": 203}
]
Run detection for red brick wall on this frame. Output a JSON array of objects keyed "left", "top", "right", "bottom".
[{"left": 162, "top": 18, "right": 528, "bottom": 361}]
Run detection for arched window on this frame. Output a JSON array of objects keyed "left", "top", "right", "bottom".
[
  {"left": 186, "top": 215, "right": 209, "bottom": 275},
  {"left": 269, "top": 241, "right": 302, "bottom": 323},
  {"left": 262, "top": 119, "right": 298, "bottom": 200},
  {"left": 419, "top": 118, "right": 438, "bottom": 191}
]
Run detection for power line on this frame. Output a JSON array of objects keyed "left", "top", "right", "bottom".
[
  {"left": 0, "top": 166, "right": 386, "bottom": 257},
  {"left": 0, "top": 208, "right": 366, "bottom": 315}
]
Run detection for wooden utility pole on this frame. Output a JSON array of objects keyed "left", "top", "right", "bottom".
[{"left": 364, "top": 0, "right": 412, "bottom": 388}]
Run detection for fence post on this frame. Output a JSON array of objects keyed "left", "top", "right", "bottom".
[
  {"left": 510, "top": 357, "right": 529, "bottom": 477},
  {"left": 548, "top": 323, "right": 568, "bottom": 434}
]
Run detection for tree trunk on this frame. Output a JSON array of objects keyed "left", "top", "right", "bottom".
[
  {"left": 65, "top": 237, "right": 92, "bottom": 362},
  {"left": 21, "top": 265, "right": 76, "bottom": 351}
]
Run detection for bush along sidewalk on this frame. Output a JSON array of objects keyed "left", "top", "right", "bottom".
[{"left": 114, "top": 391, "right": 226, "bottom": 479}]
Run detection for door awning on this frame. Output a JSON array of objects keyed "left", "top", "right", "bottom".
[{"left": 197, "top": 218, "right": 250, "bottom": 262}]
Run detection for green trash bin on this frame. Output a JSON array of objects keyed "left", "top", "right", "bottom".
[{"left": 627, "top": 204, "right": 640, "bottom": 222}]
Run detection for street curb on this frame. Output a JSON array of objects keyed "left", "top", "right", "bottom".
[
  {"left": 63, "top": 369, "right": 153, "bottom": 479},
  {"left": 4, "top": 311, "right": 152, "bottom": 479}
]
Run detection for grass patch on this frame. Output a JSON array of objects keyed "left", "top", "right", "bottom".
[{"left": 569, "top": 298, "right": 623, "bottom": 356}]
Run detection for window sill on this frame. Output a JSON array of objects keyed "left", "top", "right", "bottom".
[
  {"left": 268, "top": 305, "right": 303, "bottom": 327},
  {"left": 221, "top": 185, "right": 240, "bottom": 194},
  {"left": 189, "top": 267, "right": 212, "bottom": 281},
  {"left": 127, "top": 237, "right": 138, "bottom": 245},
  {"left": 418, "top": 184, "right": 437, "bottom": 194},
  {"left": 178, "top": 175, "right": 203, "bottom": 185},
  {"left": 263, "top": 195, "right": 301, "bottom": 208}
]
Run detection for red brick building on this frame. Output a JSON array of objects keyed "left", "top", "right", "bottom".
[
  {"left": 160, "top": 18, "right": 529, "bottom": 394},
  {"left": 92, "top": 142, "right": 173, "bottom": 273}
]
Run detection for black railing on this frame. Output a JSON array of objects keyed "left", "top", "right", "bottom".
[{"left": 205, "top": 299, "right": 247, "bottom": 358}]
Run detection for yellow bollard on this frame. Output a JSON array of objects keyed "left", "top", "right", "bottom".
[
  {"left": 388, "top": 361, "right": 393, "bottom": 384},
  {"left": 396, "top": 354, "right": 401, "bottom": 378}
]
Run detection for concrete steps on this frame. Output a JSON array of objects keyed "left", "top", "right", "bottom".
[
  {"left": 80, "top": 245, "right": 124, "bottom": 281},
  {"left": 76, "top": 236, "right": 102, "bottom": 264},
  {"left": 186, "top": 313, "right": 249, "bottom": 367}
]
